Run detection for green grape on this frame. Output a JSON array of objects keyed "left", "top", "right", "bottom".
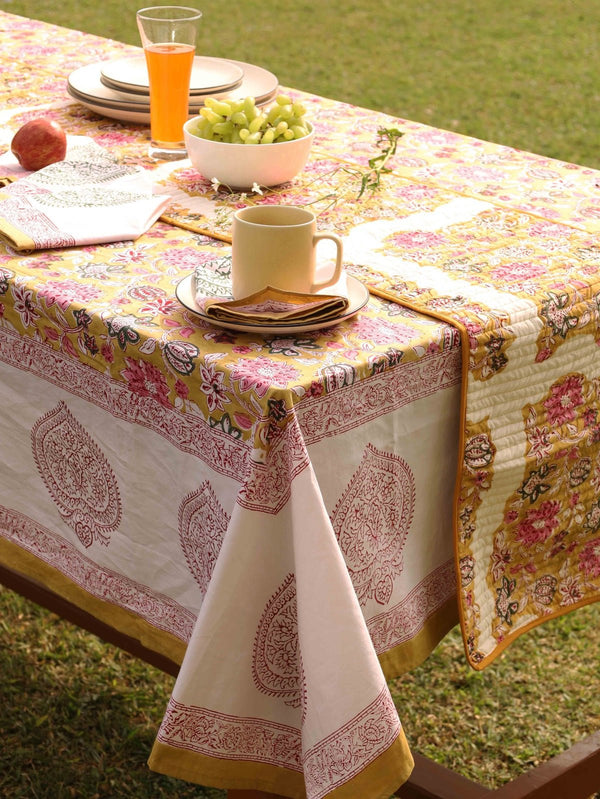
[
  {"left": 210, "top": 99, "right": 234, "bottom": 117},
  {"left": 213, "top": 121, "right": 234, "bottom": 136},
  {"left": 190, "top": 93, "right": 311, "bottom": 144},
  {"left": 248, "top": 114, "right": 266, "bottom": 133},
  {"left": 200, "top": 107, "right": 224, "bottom": 125},
  {"left": 243, "top": 96, "right": 258, "bottom": 119},
  {"left": 290, "top": 125, "right": 308, "bottom": 139},
  {"left": 277, "top": 104, "right": 294, "bottom": 120},
  {"left": 292, "top": 101, "right": 306, "bottom": 117},
  {"left": 266, "top": 105, "right": 280, "bottom": 124},
  {"left": 231, "top": 111, "right": 248, "bottom": 127}
]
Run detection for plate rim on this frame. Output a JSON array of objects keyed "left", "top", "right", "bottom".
[
  {"left": 100, "top": 72, "right": 244, "bottom": 98},
  {"left": 175, "top": 273, "right": 369, "bottom": 335},
  {"left": 100, "top": 54, "right": 245, "bottom": 96}
]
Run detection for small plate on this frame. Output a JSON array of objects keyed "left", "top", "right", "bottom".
[
  {"left": 175, "top": 272, "right": 369, "bottom": 335},
  {"left": 100, "top": 55, "right": 244, "bottom": 96}
]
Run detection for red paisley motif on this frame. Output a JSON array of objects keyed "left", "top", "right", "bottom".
[
  {"left": 331, "top": 444, "right": 415, "bottom": 606},
  {"left": 252, "top": 573, "right": 303, "bottom": 709},
  {"left": 178, "top": 481, "right": 229, "bottom": 594},
  {"left": 31, "top": 401, "right": 121, "bottom": 547}
]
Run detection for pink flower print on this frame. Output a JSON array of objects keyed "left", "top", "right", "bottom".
[
  {"left": 94, "top": 131, "right": 138, "bottom": 147},
  {"left": 491, "top": 546, "right": 511, "bottom": 582},
  {"left": 390, "top": 230, "right": 447, "bottom": 250},
  {"left": 579, "top": 536, "right": 600, "bottom": 578},
  {"left": 199, "top": 362, "right": 228, "bottom": 412},
  {"left": 491, "top": 261, "right": 546, "bottom": 285},
  {"left": 351, "top": 316, "right": 418, "bottom": 346},
  {"left": 128, "top": 285, "right": 165, "bottom": 302},
  {"left": 101, "top": 343, "right": 114, "bottom": 363},
  {"left": 161, "top": 247, "right": 218, "bottom": 270},
  {"left": 230, "top": 357, "right": 300, "bottom": 397},
  {"left": 395, "top": 183, "right": 439, "bottom": 202},
  {"left": 515, "top": 500, "right": 561, "bottom": 547},
  {"left": 36, "top": 279, "right": 102, "bottom": 311},
  {"left": 306, "top": 380, "right": 324, "bottom": 398},
  {"left": 11, "top": 283, "right": 39, "bottom": 328},
  {"left": 111, "top": 246, "right": 151, "bottom": 264},
  {"left": 121, "top": 357, "right": 171, "bottom": 406},
  {"left": 175, "top": 379, "right": 189, "bottom": 399},
  {"left": 139, "top": 296, "right": 180, "bottom": 316},
  {"left": 558, "top": 575, "right": 584, "bottom": 605},
  {"left": 455, "top": 165, "right": 504, "bottom": 182},
  {"left": 535, "top": 347, "right": 553, "bottom": 363},
  {"left": 543, "top": 375, "right": 584, "bottom": 425}
]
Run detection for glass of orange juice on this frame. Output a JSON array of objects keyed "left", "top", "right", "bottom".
[{"left": 136, "top": 6, "right": 202, "bottom": 160}]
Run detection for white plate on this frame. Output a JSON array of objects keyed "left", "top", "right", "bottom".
[
  {"left": 67, "top": 60, "right": 279, "bottom": 124},
  {"left": 100, "top": 55, "right": 244, "bottom": 96},
  {"left": 175, "top": 273, "right": 369, "bottom": 335}
]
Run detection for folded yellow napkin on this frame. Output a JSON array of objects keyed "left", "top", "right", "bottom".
[
  {"left": 197, "top": 284, "right": 349, "bottom": 325},
  {"left": 0, "top": 137, "right": 170, "bottom": 251}
]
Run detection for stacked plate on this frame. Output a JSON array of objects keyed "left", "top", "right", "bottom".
[{"left": 67, "top": 55, "right": 279, "bottom": 125}]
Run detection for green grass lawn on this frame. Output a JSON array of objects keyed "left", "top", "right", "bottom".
[
  {"left": 1, "top": 585, "right": 599, "bottom": 797},
  {"left": 5, "top": 0, "right": 600, "bottom": 168},
  {"left": 1, "top": 1, "right": 600, "bottom": 797}
]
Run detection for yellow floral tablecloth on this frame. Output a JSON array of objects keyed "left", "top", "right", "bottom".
[{"left": 1, "top": 10, "right": 600, "bottom": 799}]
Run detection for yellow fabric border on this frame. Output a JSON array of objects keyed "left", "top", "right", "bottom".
[
  {"left": 327, "top": 731, "right": 414, "bottom": 799},
  {"left": 149, "top": 742, "right": 307, "bottom": 797},
  {"left": 149, "top": 729, "right": 414, "bottom": 799},
  {"left": 0, "top": 536, "right": 187, "bottom": 665},
  {"left": 377, "top": 596, "right": 459, "bottom": 679},
  {"left": 159, "top": 213, "right": 233, "bottom": 242},
  {"left": 0, "top": 214, "right": 33, "bottom": 251}
]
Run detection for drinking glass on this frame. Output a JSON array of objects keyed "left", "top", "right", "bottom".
[{"left": 136, "top": 6, "right": 202, "bottom": 160}]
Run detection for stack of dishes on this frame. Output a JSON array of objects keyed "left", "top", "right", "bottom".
[{"left": 67, "top": 55, "right": 279, "bottom": 125}]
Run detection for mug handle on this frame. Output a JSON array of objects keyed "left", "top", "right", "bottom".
[{"left": 310, "top": 232, "right": 344, "bottom": 292}]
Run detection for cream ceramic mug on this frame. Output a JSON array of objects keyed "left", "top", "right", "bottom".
[{"left": 231, "top": 205, "right": 344, "bottom": 299}]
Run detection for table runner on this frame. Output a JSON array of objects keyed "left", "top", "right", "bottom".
[{"left": 154, "top": 133, "right": 600, "bottom": 668}]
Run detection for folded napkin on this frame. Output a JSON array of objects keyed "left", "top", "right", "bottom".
[
  {"left": 191, "top": 258, "right": 350, "bottom": 326},
  {"left": 199, "top": 285, "right": 350, "bottom": 325},
  {"left": 0, "top": 136, "right": 170, "bottom": 251}
]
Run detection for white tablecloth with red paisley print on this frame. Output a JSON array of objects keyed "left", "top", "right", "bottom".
[{"left": 1, "top": 11, "right": 600, "bottom": 799}]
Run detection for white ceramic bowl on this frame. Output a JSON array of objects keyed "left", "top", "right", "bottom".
[{"left": 183, "top": 119, "right": 314, "bottom": 189}]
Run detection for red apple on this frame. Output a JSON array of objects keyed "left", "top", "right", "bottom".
[{"left": 10, "top": 118, "right": 67, "bottom": 171}]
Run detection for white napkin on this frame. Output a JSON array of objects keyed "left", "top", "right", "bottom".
[{"left": 0, "top": 136, "right": 170, "bottom": 251}]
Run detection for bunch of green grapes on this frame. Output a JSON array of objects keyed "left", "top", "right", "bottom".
[{"left": 188, "top": 94, "right": 310, "bottom": 144}]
